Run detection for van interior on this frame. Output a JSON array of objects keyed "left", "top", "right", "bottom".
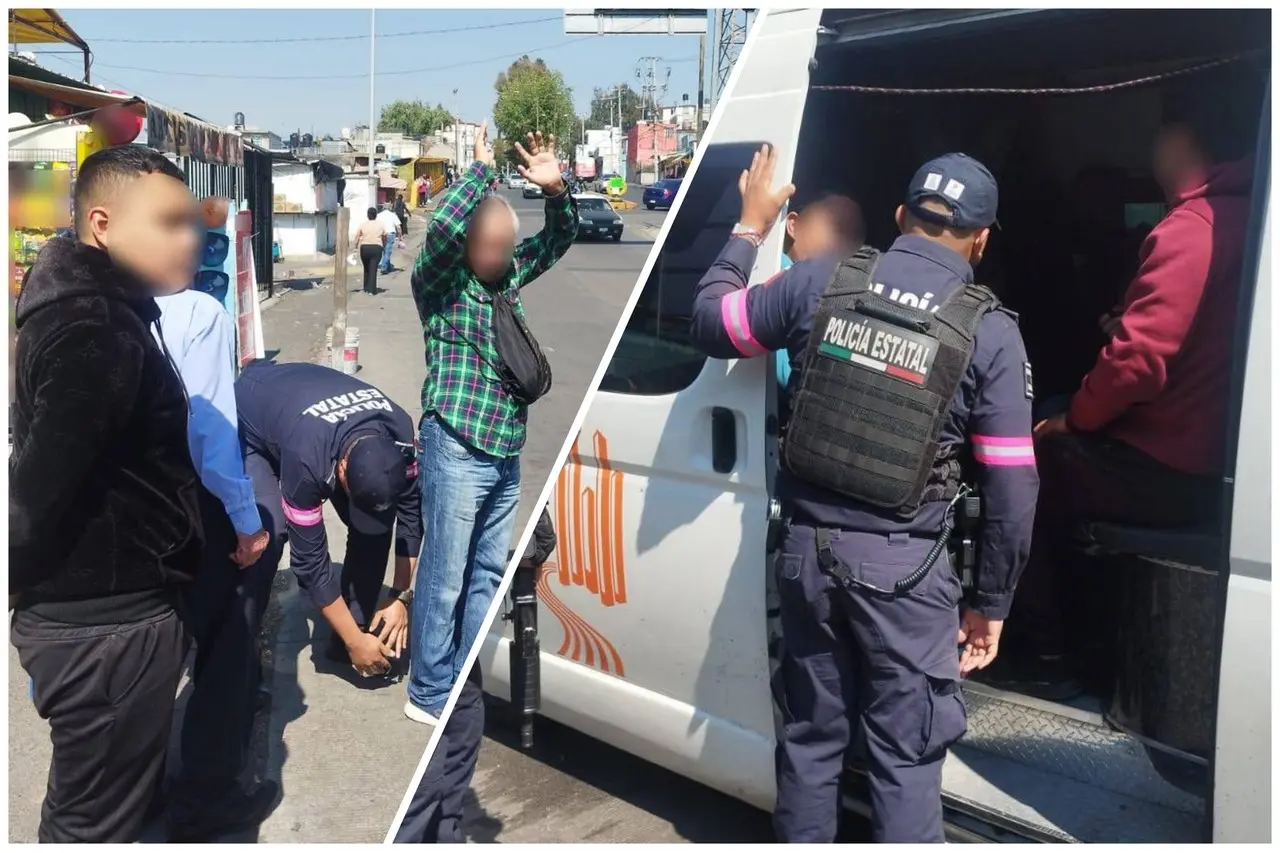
[{"left": 790, "top": 8, "right": 1270, "bottom": 843}]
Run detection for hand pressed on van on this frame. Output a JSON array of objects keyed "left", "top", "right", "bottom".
[
  {"left": 737, "top": 143, "right": 796, "bottom": 235},
  {"left": 958, "top": 610, "right": 1003, "bottom": 674}
]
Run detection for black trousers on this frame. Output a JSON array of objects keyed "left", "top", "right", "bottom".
[
  {"left": 360, "top": 243, "right": 382, "bottom": 294},
  {"left": 1011, "top": 431, "right": 1220, "bottom": 654},
  {"left": 393, "top": 667, "right": 484, "bottom": 843},
  {"left": 171, "top": 487, "right": 275, "bottom": 819},
  {"left": 12, "top": 607, "right": 188, "bottom": 843}
]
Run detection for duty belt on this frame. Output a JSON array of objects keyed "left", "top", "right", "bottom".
[{"left": 813, "top": 485, "right": 975, "bottom": 598}]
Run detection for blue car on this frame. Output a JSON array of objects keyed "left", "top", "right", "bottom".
[{"left": 642, "top": 178, "right": 682, "bottom": 210}]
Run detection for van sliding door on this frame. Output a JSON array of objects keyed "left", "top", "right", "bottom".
[{"left": 1212, "top": 87, "right": 1270, "bottom": 844}]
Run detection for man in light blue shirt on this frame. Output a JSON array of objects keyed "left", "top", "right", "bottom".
[{"left": 153, "top": 288, "right": 280, "bottom": 840}]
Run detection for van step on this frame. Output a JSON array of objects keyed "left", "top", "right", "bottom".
[
  {"left": 942, "top": 745, "right": 1203, "bottom": 843},
  {"left": 960, "top": 682, "right": 1203, "bottom": 816}
]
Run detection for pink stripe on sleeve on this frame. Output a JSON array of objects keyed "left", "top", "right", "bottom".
[
  {"left": 972, "top": 435, "right": 1036, "bottom": 467},
  {"left": 720, "top": 289, "right": 766, "bottom": 358},
  {"left": 282, "top": 499, "right": 324, "bottom": 526}
]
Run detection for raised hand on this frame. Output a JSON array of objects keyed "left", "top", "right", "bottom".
[
  {"left": 737, "top": 143, "right": 796, "bottom": 235},
  {"left": 514, "top": 131, "right": 565, "bottom": 194},
  {"left": 473, "top": 120, "right": 494, "bottom": 167}
]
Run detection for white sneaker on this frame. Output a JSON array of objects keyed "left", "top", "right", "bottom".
[{"left": 403, "top": 700, "right": 439, "bottom": 726}]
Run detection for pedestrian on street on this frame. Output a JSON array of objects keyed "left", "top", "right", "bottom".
[
  {"left": 233, "top": 361, "right": 421, "bottom": 679},
  {"left": 395, "top": 193, "right": 410, "bottom": 237},
  {"left": 377, "top": 204, "right": 402, "bottom": 274},
  {"left": 9, "top": 145, "right": 203, "bottom": 842},
  {"left": 355, "top": 206, "right": 386, "bottom": 294},
  {"left": 688, "top": 146, "right": 1038, "bottom": 843},
  {"left": 403, "top": 121, "right": 576, "bottom": 724},
  {"left": 152, "top": 282, "right": 280, "bottom": 841}
]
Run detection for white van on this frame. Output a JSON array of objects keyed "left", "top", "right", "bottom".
[{"left": 481, "top": 8, "right": 1271, "bottom": 843}]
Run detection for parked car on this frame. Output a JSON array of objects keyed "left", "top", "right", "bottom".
[
  {"left": 642, "top": 177, "right": 682, "bottom": 210},
  {"left": 508, "top": 174, "right": 527, "bottom": 189},
  {"left": 522, "top": 182, "right": 544, "bottom": 199},
  {"left": 572, "top": 193, "right": 623, "bottom": 242}
]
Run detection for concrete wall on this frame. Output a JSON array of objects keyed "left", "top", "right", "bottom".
[{"left": 274, "top": 212, "right": 336, "bottom": 259}]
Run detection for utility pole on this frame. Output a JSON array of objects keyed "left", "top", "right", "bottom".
[
  {"left": 452, "top": 88, "right": 461, "bottom": 170},
  {"left": 367, "top": 9, "right": 377, "bottom": 209},
  {"left": 696, "top": 33, "right": 706, "bottom": 144},
  {"left": 714, "top": 9, "right": 751, "bottom": 101},
  {"left": 332, "top": 206, "right": 350, "bottom": 371}
]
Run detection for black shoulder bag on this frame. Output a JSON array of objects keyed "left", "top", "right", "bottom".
[{"left": 446, "top": 289, "right": 553, "bottom": 406}]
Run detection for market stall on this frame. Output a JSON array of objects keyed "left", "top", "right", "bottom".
[{"left": 9, "top": 54, "right": 268, "bottom": 368}]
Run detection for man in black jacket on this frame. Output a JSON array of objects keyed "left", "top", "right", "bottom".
[{"left": 9, "top": 145, "right": 204, "bottom": 842}]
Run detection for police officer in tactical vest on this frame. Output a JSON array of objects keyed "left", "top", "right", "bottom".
[{"left": 689, "top": 147, "right": 1039, "bottom": 843}]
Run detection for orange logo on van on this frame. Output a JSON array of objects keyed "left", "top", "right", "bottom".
[{"left": 541, "top": 430, "right": 627, "bottom": 676}]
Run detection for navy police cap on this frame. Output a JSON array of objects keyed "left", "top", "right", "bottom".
[{"left": 905, "top": 153, "right": 999, "bottom": 230}]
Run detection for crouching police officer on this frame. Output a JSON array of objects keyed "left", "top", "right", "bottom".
[
  {"left": 235, "top": 361, "right": 422, "bottom": 679},
  {"left": 689, "top": 147, "right": 1038, "bottom": 843}
]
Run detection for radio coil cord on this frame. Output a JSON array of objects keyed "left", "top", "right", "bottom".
[
  {"left": 891, "top": 484, "right": 972, "bottom": 594},
  {"left": 814, "top": 484, "right": 973, "bottom": 598}
]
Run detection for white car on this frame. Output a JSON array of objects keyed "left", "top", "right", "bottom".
[
  {"left": 508, "top": 175, "right": 527, "bottom": 189},
  {"left": 483, "top": 7, "right": 1271, "bottom": 845}
]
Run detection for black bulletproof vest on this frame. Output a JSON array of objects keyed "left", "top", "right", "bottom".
[{"left": 782, "top": 247, "right": 999, "bottom": 518}]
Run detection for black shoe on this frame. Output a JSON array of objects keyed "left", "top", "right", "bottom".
[
  {"left": 971, "top": 652, "right": 1085, "bottom": 702},
  {"left": 168, "top": 779, "right": 282, "bottom": 842}
]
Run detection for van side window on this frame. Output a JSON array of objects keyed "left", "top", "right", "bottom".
[{"left": 600, "top": 142, "right": 769, "bottom": 396}]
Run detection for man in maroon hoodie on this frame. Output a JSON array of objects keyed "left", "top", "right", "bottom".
[{"left": 995, "top": 107, "right": 1258, "bottom": 698}]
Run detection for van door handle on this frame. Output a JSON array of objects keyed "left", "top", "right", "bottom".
[{"left": 711, "top": 406, "right": 737, "bottom": 473}]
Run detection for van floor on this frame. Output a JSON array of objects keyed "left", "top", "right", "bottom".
[{"left": 942, "top": 682, "right": 1204, "bottom": 842}]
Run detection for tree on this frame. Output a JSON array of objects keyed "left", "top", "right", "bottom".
[
  {"left": 587, "top": 83, "right": 643, "bottom": 130},
  {"left": 492, "top": 58, "right": 575, "bottom": 160},
  {"left": 377, "top": 99, "right": 451, "bottom": 138},
  {"left": 494, "top": 56, "right": 549, "bottom": 94}
]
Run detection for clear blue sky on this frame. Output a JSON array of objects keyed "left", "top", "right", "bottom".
[{"left": 32, "top": 9, "right": 711, "bottom": 137}]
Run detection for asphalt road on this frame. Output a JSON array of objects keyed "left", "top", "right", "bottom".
[{"left": 6, "top": 188, "right": 669, "bottom": 843}]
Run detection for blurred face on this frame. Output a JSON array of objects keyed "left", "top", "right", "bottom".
[
  {"left": 466, "top": 200, "right": 517, "bottom": 284},
  {"left": 1153, "top": 124, "right": 1205, "bottom": 203},
  {"left": 84, "top": 173, "right": 199, "bottom": 295},
  {"left": 784, "top": 198, "right": 865, "bottom": 262}
]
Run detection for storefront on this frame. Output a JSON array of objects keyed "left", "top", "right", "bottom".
[{"left": 9, "top": 56, "right": 271, "bottom": 370}]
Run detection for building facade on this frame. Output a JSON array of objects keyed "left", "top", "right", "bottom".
[{"left": 626, "top": 121, "right": 679, "bottom": 185}]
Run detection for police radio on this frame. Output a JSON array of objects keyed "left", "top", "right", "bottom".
[{"left": 951, "top": 489, "right": 982, "bottom": 592}]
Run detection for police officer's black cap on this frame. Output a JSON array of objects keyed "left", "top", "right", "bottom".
[
  {"left": 344, "top": 434, "right": 416, "bottom": 536},
  {"left": 905, "top": 153, "right": 999, "bottom": 231}
]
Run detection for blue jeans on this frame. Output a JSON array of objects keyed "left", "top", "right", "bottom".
[
  {"left": 408, "top": 415, "right": 521, "bottom": 713},
  {"left": 380, "top": 233, "right": 395, "bottom": 272}
]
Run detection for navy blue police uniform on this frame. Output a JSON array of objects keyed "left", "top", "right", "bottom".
[
  {"left": 690, "top": 155, "right": 1038, "bottom": 843},
  {"left": 392, "top": 509, "right": 557, "bottom": 843},
  {"left": 392, "top": 666, "right": 485, "bottom": 843},
  {"left": 234, "top": 361, "right": 423, "bottom": 651}
]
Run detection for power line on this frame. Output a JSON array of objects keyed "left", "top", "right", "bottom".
[
  {"left": 88, "top": 19, "right": 658, "bottom": 82},
  {"left": 79, "top": 15, "right": 562, "bottom": 45}
]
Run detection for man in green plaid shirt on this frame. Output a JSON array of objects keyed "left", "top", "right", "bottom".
[{"left": 404, "top": 122, "right": 576, "bottom": 723}]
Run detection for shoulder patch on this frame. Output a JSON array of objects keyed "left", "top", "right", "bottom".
[{"left": 1023, "top": 361, "right": 1035, "bottom": 400}]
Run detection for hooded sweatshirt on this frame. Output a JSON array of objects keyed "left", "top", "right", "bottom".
[
  {"left": 1068, "top": 158, "right": 1255, "bottom": 476},
  {"left": 10, "top": 237, "right": 204, "bottom": 624}
]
